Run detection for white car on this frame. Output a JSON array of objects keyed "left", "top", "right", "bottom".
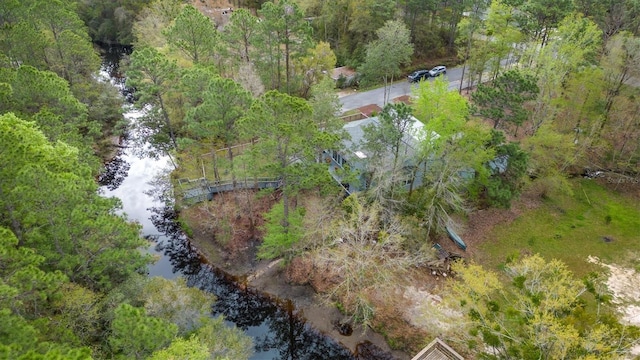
[{"left": 428, "top": 65, "right": 447, "bottom": 77}]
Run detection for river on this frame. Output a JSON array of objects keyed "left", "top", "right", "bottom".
[{"left": 97, "top": 46, "right": 396, "bottom": 360}]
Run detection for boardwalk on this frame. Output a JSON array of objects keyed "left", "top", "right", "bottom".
[{"left": 181, "top": 177, "right": 281, "bottom": 204}]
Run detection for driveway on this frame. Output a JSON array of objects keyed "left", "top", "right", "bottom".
[{"left": 339, "top": 67, "right": 466, "bottom": 113}]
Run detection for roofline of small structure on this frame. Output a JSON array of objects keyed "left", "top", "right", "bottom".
[{"left": 410, "top": 337, "right": 464, "bottom": 360}]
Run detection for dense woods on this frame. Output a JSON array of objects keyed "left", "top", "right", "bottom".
[
  {"left": 1, "top": 0, "right": 640, "bottom": 358},
  {"left": 0, "top": 1, "right": 253, "bottom": 358}
]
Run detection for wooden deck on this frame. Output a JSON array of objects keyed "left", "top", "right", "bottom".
[
  {"left": 181, "top": 177, "right": 281, "bottom": 204},
  {"left": 411, "top": 338, "right": 464, "bottom": 360}
]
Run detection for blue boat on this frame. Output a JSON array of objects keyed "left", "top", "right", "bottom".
[{"left": 445, "top": 226, "right": 467, "bottom": 251}]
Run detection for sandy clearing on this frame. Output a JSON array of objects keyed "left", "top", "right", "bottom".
[{"left": 587, "top": 256, "right": 640, "bottom": 357}]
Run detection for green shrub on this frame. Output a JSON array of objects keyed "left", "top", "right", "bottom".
[{"left": 257, "top": 200, "right": 304, "bottom": 260}]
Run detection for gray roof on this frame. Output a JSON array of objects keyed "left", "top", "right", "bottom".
[
  {"left": 341, "top": 117, "right": 377, "bottom": 160},
  {"left": 340, "top": 116, "right": 430, "bottom": 162}
]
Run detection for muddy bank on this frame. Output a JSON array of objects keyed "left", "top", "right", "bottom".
[
  {"left": 243, "top": 258, "right": 411, "bottom": 359},
  {"left": 179, "top": 194, "right": 413, "bottom": 359}
]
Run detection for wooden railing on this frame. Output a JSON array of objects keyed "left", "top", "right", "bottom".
[{"left": 181, "top": 177, "right": 281, "bottom": 204}]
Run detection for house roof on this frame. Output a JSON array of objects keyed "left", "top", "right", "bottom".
[
  {"left": 342, "top": 117, "right": 377, "bottom": 158},
  {"left": 411, "top": 338, "right": 464, "bottom": 360},
  {"left": 340, "top": 115, "right": 432, "bottom": 162}
]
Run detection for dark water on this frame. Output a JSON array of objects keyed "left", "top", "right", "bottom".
[
  {"left": 98, "top": 45, "right": 131, "bottom": 85},
  {"left": 150, "top": 207, "right": 362, "bottom": 359},
  {"left": 98, "top": 47, "right": 395, "bottom": 360}
]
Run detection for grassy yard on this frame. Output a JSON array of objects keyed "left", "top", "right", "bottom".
[{"left": 478, "top": 178, "right": 640, "bottom": 277}]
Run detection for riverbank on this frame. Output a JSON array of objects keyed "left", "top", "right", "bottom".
[
  {"left": 178, "top": 176, "right": 640, "bottom": 359},
  {"left": 179, "top": 190, "right": 414, "bottom": 359},
  {"left": 246, "top": 257, "right": 410, "bottom": 359},
  {"left": 176, "top": 186, "right": 549, "bottom": 359}
]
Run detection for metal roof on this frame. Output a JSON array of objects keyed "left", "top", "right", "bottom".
[{"left": 340, "top": 115, "right": 428, "bottom": 162}]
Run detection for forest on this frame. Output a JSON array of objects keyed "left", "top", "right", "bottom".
[{"left": 1, "top": 0, "right": 639, "bottom": 358}]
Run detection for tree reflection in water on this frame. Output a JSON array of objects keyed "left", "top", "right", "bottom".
[
  {"left": 98, "top": 150, "right": 131, "bottom": 190},
  {"left": 100, "top": 44, "right": 131, "bottom": 90},
  {"left": 100, "top": 46, "right": 393, "bottom": 360},
  {"left": 149, "top": 205, "right": 353, "bottom": 358},
  {"left": 149, "top": 204, "right": 395, "bottom": 360}
]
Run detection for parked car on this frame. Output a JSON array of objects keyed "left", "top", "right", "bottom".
[
  {"left": 408, "top": 69, "right": 430, "bottom": 83},
  {"left": 428, "top": 65, "right": 447, "bottom": 77}
]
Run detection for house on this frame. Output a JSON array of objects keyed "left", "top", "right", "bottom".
[
  {"left": 324, "top": 113, "right": 501, "bottom": 198},
  {"left": 322, "top": 115, "right": 434, "bottom": 194},
  {"left": 411, "top": 338, "right": 464, "bottom": 360}
]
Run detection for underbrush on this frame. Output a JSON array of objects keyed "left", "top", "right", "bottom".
[{"left": 371, "top": 302, "right": 427, "bottom": 353}]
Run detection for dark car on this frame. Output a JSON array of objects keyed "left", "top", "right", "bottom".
[
  {"left": 428, "top": 65, "right": 447, "bottom": 77},
  {"left": 408, "top": 69, "right": 430, "bottom": 83}
]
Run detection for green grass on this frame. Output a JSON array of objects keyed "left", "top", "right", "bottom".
[
  {"left": 340, "top": 108, "right": 364, "bottom": 117},
  {"left": 479, "top": 179, "right": 640, "bottom": 278}
]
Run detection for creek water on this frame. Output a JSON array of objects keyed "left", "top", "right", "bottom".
[{"left": 97, "top": 47, "right": 395, "bottom": 360}]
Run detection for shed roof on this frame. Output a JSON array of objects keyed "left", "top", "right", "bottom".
[
  {"left": 331, "top": 66, "right": 357, "bottom": 80},
  {"left": 411, "top": 338, "right": 464, "bottom": 360}
]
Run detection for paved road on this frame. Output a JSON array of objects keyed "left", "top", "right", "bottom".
[{"left": 339, "top": 66, "right": 465, "bottom": 112}]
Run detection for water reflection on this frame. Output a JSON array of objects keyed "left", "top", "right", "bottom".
[
  {"left": 148, "top": 205, "right": 357, "bottom": 359},
  {"left": 98, "top": 149, "right": 131, "bottom": 190},
  {"left": 99, "top": 46, "right": 397, "bottom": 360},
  {"left": 99, "top": 44, "right": 132, "bottom": 90},
  {"left": 251, "top": 299, "right": 354, "bottom": 360}
]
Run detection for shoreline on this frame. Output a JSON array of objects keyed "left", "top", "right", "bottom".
[{"left": 187, "top": 235, "right": 412, "bottom": 359}]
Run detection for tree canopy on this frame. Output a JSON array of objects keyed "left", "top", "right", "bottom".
[
  {"left": 471, "top": 70, "right": 539, "bottom": 132},
  {"left": 164, "top": 5, "right": 219, "bottom": 65},
  {"left": 449, "top": 255, "right": 638, "bottom": 359},
  {"left": 0, "top": 112, "right": 150, "bottom": 290},
  {"left": 3, "top": 1, "right": 638, "bottom": 358},
  {"left": 359, "top": 20, "right": 414, "bottom": 103}
]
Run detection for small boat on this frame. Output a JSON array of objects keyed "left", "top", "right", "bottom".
[{"left": 445, "top": 226, "right": 467, "bottom": 251}]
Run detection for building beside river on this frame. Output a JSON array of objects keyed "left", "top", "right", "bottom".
[{"left": 322, "top": 115, "right": 433, "bottom": 194}]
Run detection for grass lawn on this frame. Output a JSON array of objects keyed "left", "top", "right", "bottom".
[{"left": 478, "top": 178, "right": 640, "bottom": 277}]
